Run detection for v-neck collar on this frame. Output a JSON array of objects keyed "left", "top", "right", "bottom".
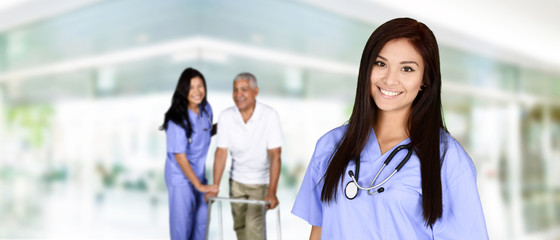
[
  {"left": 363, "top": 128, "right": 411, "bottom": 162},
  {"left": 188, "top": 108, "right": 200, "bottom": 118}
]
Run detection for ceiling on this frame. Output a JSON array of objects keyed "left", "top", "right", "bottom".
[
  {"left": 299, "top": 0, "right": 560, "bottom": 74},
  {"left": 1, "top": 0, "right": 559, "bottom": 74}
]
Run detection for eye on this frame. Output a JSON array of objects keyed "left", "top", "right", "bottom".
[
  {"left": 374, "top": 61, "right": 386, "bottom": 67},
  {"left": 402, "top": 66, "right": 415, "bottom": 72}
]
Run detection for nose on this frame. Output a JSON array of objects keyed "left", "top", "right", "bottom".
[{"left": 382, "top": 68, "right": 399, "bottom": 86}]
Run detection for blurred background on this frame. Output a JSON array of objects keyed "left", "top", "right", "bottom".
[{"left": 1, "top": 0, "right": 559, "bottom": 239}]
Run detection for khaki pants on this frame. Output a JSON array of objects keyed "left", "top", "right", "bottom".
[{"left": 229, "top": 179, "right": 269, "bottom": 240}]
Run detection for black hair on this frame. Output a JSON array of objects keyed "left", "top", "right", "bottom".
[
  {"left": 160, "top": 67, "right": 209, "bottom": 140},
  {"left": 320, "top": 17, "right": 447, "bottom": 227}
]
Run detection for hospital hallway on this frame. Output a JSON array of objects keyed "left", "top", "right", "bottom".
[{"left": 1, "top": 0, "right": 560, "bottom": 239}]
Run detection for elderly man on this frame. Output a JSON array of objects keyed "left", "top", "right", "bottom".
[{"left": 208, "top": 72, "right": 283, "bottom": 240}]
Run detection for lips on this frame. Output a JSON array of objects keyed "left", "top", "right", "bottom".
[{"left": 379, "top": 87, "right": 402, "bottom": 97}]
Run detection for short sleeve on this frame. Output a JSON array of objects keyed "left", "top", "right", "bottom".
[
  {"left": 216, "top": 112, "right": 229, "bottom": 148},
  {"left": 291, "top": 144, "right": 324, "bottom": 227},
  {"left": 433, "top": 141, "right": 489, "bottom": 239},
  {"left": 166, "top": 120, "right": 187, "bottom": 154},
  {"left": 267, "top": 110, "right": 283, "bottom": 149}
]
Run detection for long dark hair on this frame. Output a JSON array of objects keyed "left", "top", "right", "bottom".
[
  {"left": 160, "top": 67, "right": 209, "bottom": 139},
  {"left": 320, "top": 18, "right": 447, "bottom": 227}
]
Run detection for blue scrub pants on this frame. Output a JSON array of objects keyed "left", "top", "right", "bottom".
[{"left": 167, "top": 183, "right": 207, "bottom": 240}]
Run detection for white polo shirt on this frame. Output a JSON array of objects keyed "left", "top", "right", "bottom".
[{"left": 217, "top": 101, "right": 283, "bottom": 184}]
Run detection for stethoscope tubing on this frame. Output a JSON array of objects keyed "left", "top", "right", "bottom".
[
  {"left": 348, "top": 168, "right": 397, "bottom": 191},
  {"left": 345, "top": 143, "right": 413, "bottom": 199}
]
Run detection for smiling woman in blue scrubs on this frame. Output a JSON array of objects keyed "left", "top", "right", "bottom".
[
  {"left": 160, "top": 68, "right": 219, "bottom": 240},
  {"left": 292, "top": 18, "right": 489, "bottom": 239}
]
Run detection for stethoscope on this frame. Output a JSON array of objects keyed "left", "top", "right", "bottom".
[
  {"left": 345, "top": 143, "right": 413, "bottom": 200},
  {"left": 188, "top": 127, "right": 211, "bottom": 143},
  {"left": 187, "top": 116, "right": 212, "bottom": 144}
]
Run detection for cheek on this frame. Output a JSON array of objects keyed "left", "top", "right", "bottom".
[
  {"left": 369, "top": 74, "right": 378, "bottom": 94},
  {"left": 407, "top": 72, "right": 423, "bottom": 91},
  {"left": 406, "top": 79, "right": 423, "bottom": 101},
  {"left": 370, "top": 83, "right": 377, "bottom": 97},
  {"left": 411, "top": 81, "right": 422, "bottom": 91}
]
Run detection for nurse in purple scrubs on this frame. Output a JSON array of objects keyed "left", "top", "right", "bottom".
[
  {"left": 160, "top": 67, "right": 218, "bottom": 240},
  {"left": 292, "top": 18, "right": 489, "bottom": 239}
]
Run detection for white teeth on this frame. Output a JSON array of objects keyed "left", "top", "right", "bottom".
[{"left": 380, "top": 88, "right": 401, "bottom": 96}]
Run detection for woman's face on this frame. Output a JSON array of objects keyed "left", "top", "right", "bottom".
[
  {"left": 188, "top": 76, "right": 206, "bottom": 107},
  {"left": 370, "top": 38, "right": 424, "bottom": 115}
]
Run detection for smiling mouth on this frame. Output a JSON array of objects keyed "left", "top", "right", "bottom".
[{"left": 379, "top": 87, "right": 402, "bottom": 97}]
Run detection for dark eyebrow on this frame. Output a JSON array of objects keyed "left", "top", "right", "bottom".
[
  {"left": 401, "top": 61, "right": 419, "bottom": 67},
  {"left": 376, "top": 55, "right": 419, "bottom": 67}
]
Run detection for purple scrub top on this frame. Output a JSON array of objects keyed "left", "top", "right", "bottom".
[
  {"left": 165, "top": 104, "right": 213, "bottom": 185},
  {"left": 292, "top": 125, "right": 489, "bottom": 239}
]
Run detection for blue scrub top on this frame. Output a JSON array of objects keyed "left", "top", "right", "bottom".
[
  {"left": 165, "top": 104, "right": 213, "bottom": 185},
  {"left": 292, "top": 125, "right": 489, "bottom": 239}
]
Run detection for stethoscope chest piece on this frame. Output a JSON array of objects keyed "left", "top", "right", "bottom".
[
  {"left": 345, "top": 181, "right": 358, "bottom": 199},
  {"left": 345, "top": 143, "right": 412, "bottom": 200}
]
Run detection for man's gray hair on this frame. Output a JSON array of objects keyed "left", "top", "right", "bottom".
[{"left": 233, "top": 72, "right": 258, "bottom": 89}]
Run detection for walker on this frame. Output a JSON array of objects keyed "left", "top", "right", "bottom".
[{"left": 206, "top": 197, "right": 282, "bottom": 240}]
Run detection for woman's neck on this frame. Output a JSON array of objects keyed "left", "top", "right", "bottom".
[
  {"left": 374, "top": 109, "right": 410, "bottom": 154},
  {"left": 188, "top": 103, "right": 200, "bottom": 116}
]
